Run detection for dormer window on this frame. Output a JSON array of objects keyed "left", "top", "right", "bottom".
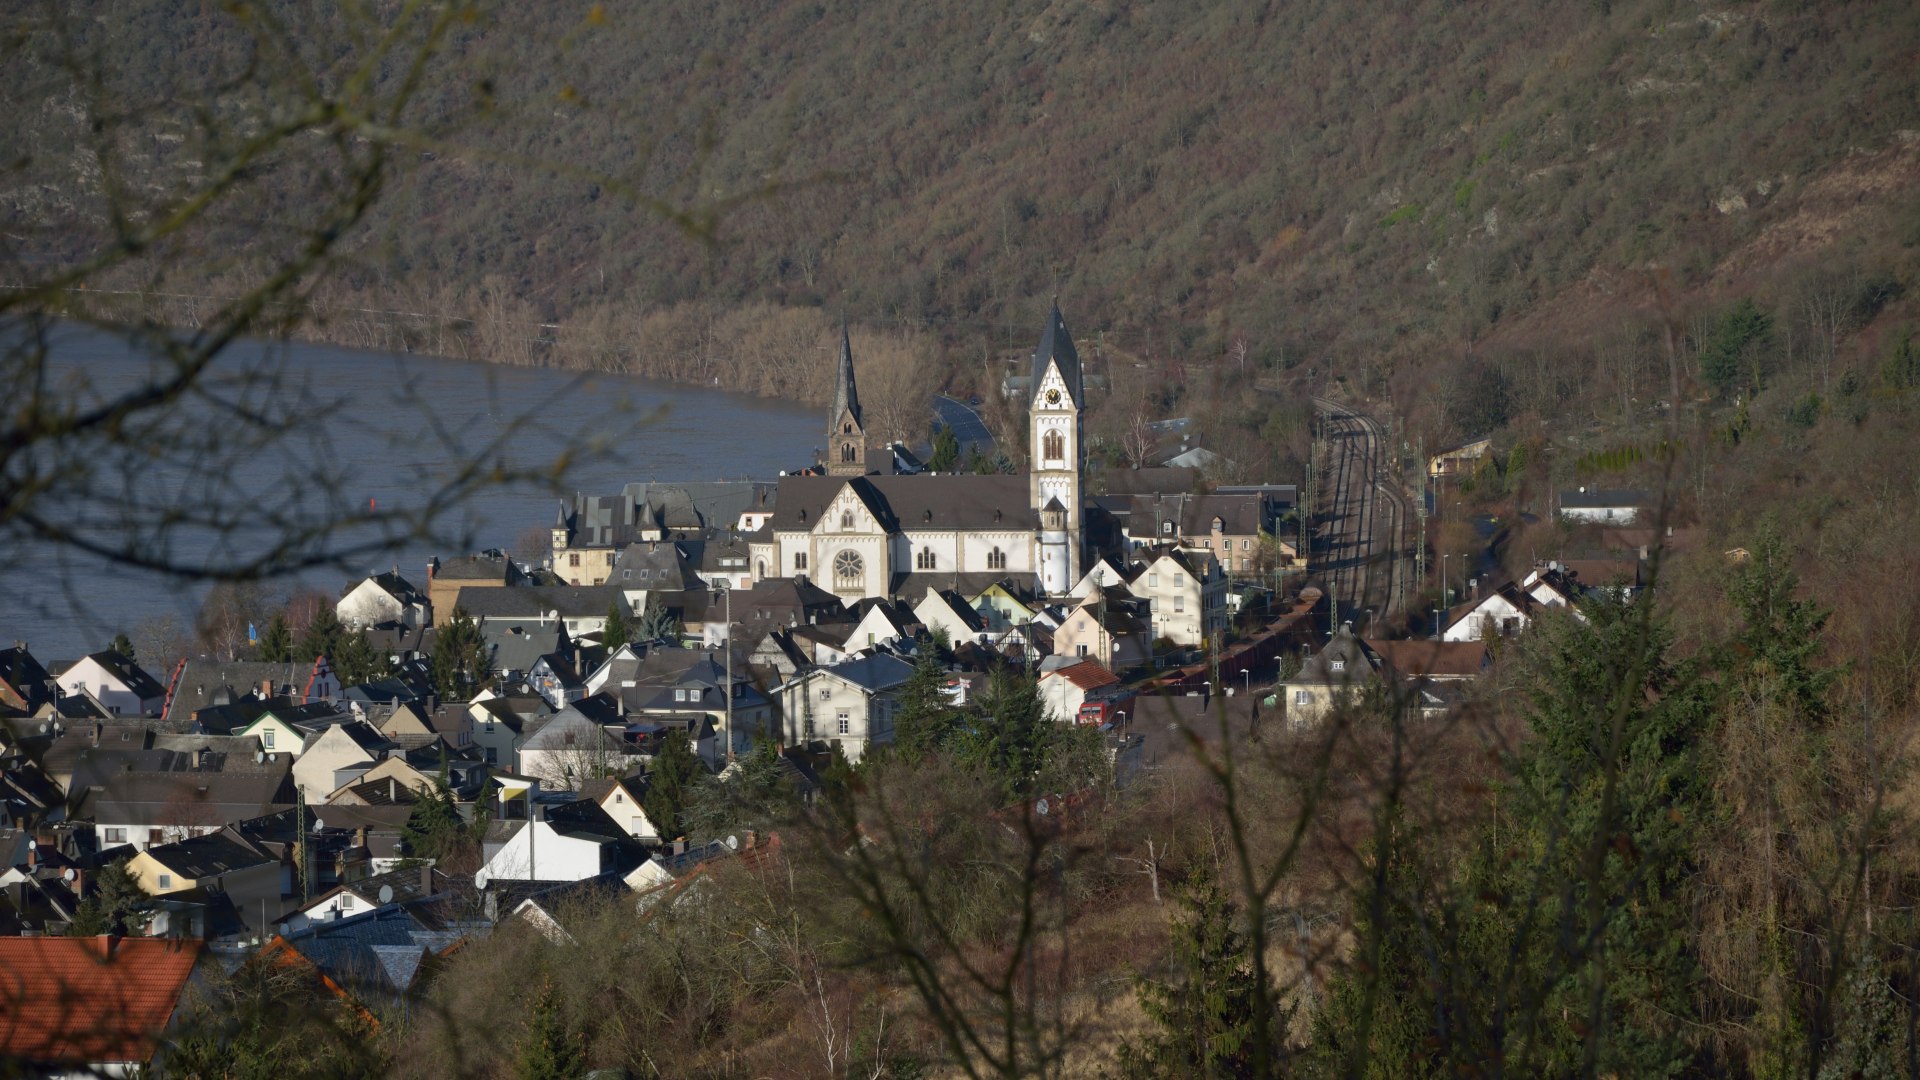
[
  {"left": 1162, "top": 521, "right": 1174, "bottom": 535},
  {"left": 1330, "top": 659, "right": 1346, "bottom": 673}
]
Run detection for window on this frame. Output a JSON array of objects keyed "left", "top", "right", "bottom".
[
  {"left": 987, "top": 546, "right": 1006, "bottom": 570},
  {"left": 1173, "top": 574, "right": 1184, "bottom": 587},
  {"left": 834, "top": 549, "right": 864, "bottom": 581},
  {"left": 1042, "top": 428, "right": 1065, "bottom": 462},
  {"left": 157, "top": 874, "right": 172, "bottom": 889},
  {"left": 1330, "top": 659, "right": 1345, "bottom": 673},
  {"left": 262, "top": 730, "right": 274, "bottom": 749},
  {"left": 916, "top": 547, "right": 935, "bottom": 570},
  {"left": 1149, "top": 573, "right": 1159, "bottom": 587},
  {"left": 606, "top": 552, "right": 616, "bottom": 565},
  {"left": 568, "top": 552, "right": 581, "bottom": 567},
  {"left": 1242, "top": 539, "right": 1251, "bottom": 550},
  {"left": 1294, "top": 689, "right": 1309, "bottom": 705},
  {"left": 104, "top": 828, "right": 126, "bottom": 844},
  {"left": 614, "top": 792, "right": 623, "bottom": 804},
  {"left": 485, "top": 747, "right": 497, "bottom": 764},
  {"left": 1212, "top": 516, "right": 1225, "bottom": 532},
  {"left": 1162, "top": 520, "right": 1174, "bottom": 535},
  {"left": 837, "top": 711, "right": 851, "bottom": 735},
  {"left": 1077, "top": 643, "right": 1089, "bottom": 657},
  {"left": 149, "top": 829, "right": 164, "bottom": 845},
  {"left": 841, "top": 442, "right": 857, "bottom": 462},
  {"left": 841, "top": 510, "right": 854, "bottom": 529},
  {"left": 819, "top": 687, "right": 832, "bottom": 701},
  {"left": 794, "top": 551, "right": 807, "bottom": 571},
  {"left": 1174, "top": 596, "right": 1185, "bottom": 613}
]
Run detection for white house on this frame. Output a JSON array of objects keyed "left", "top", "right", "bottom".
[
  {"left": 337, "top": 570, "right": 430, "bottom": 629},
  {"left": 775, "top": 653, "right": 915, "bottom": 763},
  {"left": 914, "top": 588, "right": 991, "bottom": 647},
  {"left": 1037, "top": 660, "right": 1122, "bottom": 725},
  {"left": 290, "top": 720, "right": 396, "bottom": 804},
  {"left": 1558, "top": 488, "right": 1650, "bottom": 524},
  {"left": 55, "top": 651, "right": 166, "bottom": 717},
  {"left": 1129, "top": 547, "right": 1228, "bottom": 648},
  {"left": 477, "top": 800, "right": 647, "bottom": 883},
  {"left": 517, "top": 703, "right": 634, "bottom": 791}
]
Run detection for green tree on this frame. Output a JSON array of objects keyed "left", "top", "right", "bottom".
[
  {"left": 256, "top": 613, "right": 294, "bottom": 663},
  {"left": 928, "top": 424, "right": 960, "bottom": 471},
  {"left": 633, "top": 595, "right": 681, "bottom": 643},
  {"left": 517, "top": 979, "right": 584, "bottom": 1080},
  {"left": 331, "top": 626, "right": 387, "bottom": 687},
  {"left": 891, "top": 647, "right": 961, "bottom": 758},
  {"left": 431, "top": 607, "right": 490, "bottom": 701},
  {"left": 955, "top": 666, "right": 1051, "bottom": 801},
  {"left": 296, "top": 606, "right": 346, "bottom": 663},
  {"left": 1700, "top": 297, "right": 1774, "bottom": 397},
  {"left": 603, "top": 599, "right": 630, "bottom": 651},
  {"left": 108, "top": 632, "right": 136, "bottom": 665},
  {"left": 68, "top": 857, "right": 150, "bottom": 936},
  {"left": 684, "top": 737, "right": 795, "bottom": 837},
  {"left": 642, "top": 731, "right": 707, "bottom": 842},
  {"left": 402, "top": 771, "right": 465, "bottom": 862},
  {"left": 1118, "top": 861, "right": 1271, "bottom": 1079}
]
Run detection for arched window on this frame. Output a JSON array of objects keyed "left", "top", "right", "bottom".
[
  {"left": 1042, "top": 429, "right": 1065, "bottom": 463},
  {"left": 841, "top": 442, "right": 857, "bottom": 462},
  {"left": 843, "top": 422, "right": 854, "bottom": 434},
  {"left": 841, "top": 510, "right": 854, "bottom": 530},
  {"left": 756, "top": 559, "right": 766, "bottom": 579},
  {"left": 834, "top": 549, "right": 864, "bottom": 581},
  {"left": 987, "top": 547, "right": 1006, "bottom": 570},
  {"left": 916, "top": 547, "right": 935, "bottom": 570}
]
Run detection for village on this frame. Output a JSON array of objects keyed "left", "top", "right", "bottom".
[{"left": 0, "top": 307, "right": 1677, "bottom": 1075}]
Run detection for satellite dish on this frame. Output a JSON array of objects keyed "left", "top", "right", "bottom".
[
  {"left": 313, "top": 818, "right": 327, "bottom": 831},
  {"left": 473, "top": 869, "right": 491, "bottom": 890},
  {"left": 1035, "top": 797, "right": 1051, "bottom": 816},
  {"left": 254, "top": 750, "right": 265, "bottom": 764},
  {"left": 62, "top": 868, "right": 77, "bottom": 882},
  {"left": 288, "top": 913, "right": 310, "bottom": 932},
  {"left": 725, "top": 834, "right": 739, "bottom": 851},
  {"left": 377, "top": 885, "right": 394, "bottom": 905}
]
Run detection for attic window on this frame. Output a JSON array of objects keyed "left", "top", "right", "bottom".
[
  {"left": 1162, "top": 521, "right": 1174, "bottom": 535},
  {"left": 1212, "top": 516, "right": 1225, "bottom": 532},
  {"left": 841, "top": 511, "right": 854, "bottom": 529},
  {"left": 1330, "top": 659, "right": 1346, "bottom": 673}
]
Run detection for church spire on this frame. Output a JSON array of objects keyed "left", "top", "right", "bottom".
[
  {"left": 827, "top": 319, "right": 868, "bottom": 476},
  {"left": 830, "top": 320, "right": 862, "bottom": 432},
  {"left": 1029, "top": 301, "right": 1084, "bottom": 409}
]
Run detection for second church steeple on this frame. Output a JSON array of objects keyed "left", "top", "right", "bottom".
[{"left": 827, "top": 322, "right": 867, "bottom": 476}]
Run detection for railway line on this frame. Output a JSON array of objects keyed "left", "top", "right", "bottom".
[{"left": 1309, "top": 397, "right": 1411, "bottom": 632}]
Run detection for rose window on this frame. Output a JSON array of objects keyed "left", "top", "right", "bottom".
[{"left": 834, "top": 549, "right": 864, "bottom": 581}]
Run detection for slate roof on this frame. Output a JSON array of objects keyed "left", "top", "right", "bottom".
[
  {"left": 1558, "top": 488, "right": 1650, "bottom": 510},
  {"left": 1087, "top": 467, "right": 1199, "bottom": 497},
  {"left": 462, "top": 586, "right": 623, "bottom": 622},
  {"left": 1126, "top": 493, "right": 1270, "bottom": 538},
  {"left": 1030, "top": 303, "right": 1085, "bottom": 408},
  {"left": 1290, "top": 629, "right": 1381, "bottom": 687},
  {"left": 78, "top": 651, "right": 167, "bottom": 701},
  {"left": 830, "top": 322, "right": 863, "bottom": 430},
  {"left": 432, "top": 553, "right": 516, "bottom": 582},
  {"left": 563, "top": 482, "right": 776, "bottom": 548},
  {"left": 1365, "top": 640, "right": 1490, "bottom": 681},
  {"left": 888, "top": 571, "right": 1015, "bottom": 604},
  {"left": 771, "top": 474, "right": 1037, "bottom": 533},
  {"left": 814, "top": 653, "right": 915, "bottom": 694},
  {"left": 0, "top": 936, "right": 201, "bottom": 1066},
  {"left": 143, "top": 830, "right": 274, "bottom": 880},
  {"left": 0, "top": 647, "right": 54, "bottom": 713},
  {"left": 276, "top": 905, "right": 464, "bottom": 999},
  {"left": 610, "top": 541, "right": 697, "bottom": 591},
  {"left": 478, "top": 620, "right": 568, "bottom": 676},
  {"left": 163, "top": 660, "right": 327, "bottom": 724},
  {"left": 357, "top": 570, "right": 426, "bottom": 606},
  {"left": 90, "top": 769, "right": 296, "bottom": 829}
]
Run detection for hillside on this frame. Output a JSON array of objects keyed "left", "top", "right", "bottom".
[{"left": 6, "top": 0, "right": 1919, "bottom": 423}]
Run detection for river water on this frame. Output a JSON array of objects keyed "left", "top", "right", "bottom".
[{"left": 3, "top": 325, "right": 821, "bottom": 664}]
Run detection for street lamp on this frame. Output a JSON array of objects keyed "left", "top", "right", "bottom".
[
  {"left": 1441, "top": 553, "right": 1452, "bottom": 605},
  {"left": 1242, "top": 667, "right": 1252, "bottom": 698}
]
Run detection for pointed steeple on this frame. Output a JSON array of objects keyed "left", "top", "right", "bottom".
[
  {"left": 830, "top": 320, "right": 862, "bottom": 431},
  {"left": 1030, "top": 301, "right": 1084, "bottom": 408},
  {"left": 827, "top": 319, "right": 868, "bottom": 477}
]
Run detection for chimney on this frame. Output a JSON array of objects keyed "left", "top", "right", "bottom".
[
  {"left": 354, "top": 826, "right": 368, "bottom": 850},
  {"left": 260, "top": 679, "right": 273, "bottom": 698},
  {"left": 420, "top": 863, "right": 435, "bottom": 896},
  {"left": 389, "top": 778, "right": 398, "bottom": 802},
  {"left": 91, "top": 722, "right": 102, "bottom": 746},
  {"left": 744, "top": 829, "right": 757, "bottom": 850}
]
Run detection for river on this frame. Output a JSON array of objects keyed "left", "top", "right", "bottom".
[{"left": 2, "top": 325, "right": 822, "bottom": 664}]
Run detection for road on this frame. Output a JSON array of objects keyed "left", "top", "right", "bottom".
[
  {"left": 1310, "top": 398, "right": 1409, "bottom": 632},
  {"left": 931, "top": 395, "right": 995, "bottom": 458}
]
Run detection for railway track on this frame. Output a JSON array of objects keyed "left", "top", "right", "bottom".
[{"left": 1309, "top": 397, "right": 1410, "bottom": 632}]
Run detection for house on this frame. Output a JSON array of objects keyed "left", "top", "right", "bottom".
[
  {"left": 914, "top": 588, "right": 992, "bottom": 647},
  {"left": 551, "top": 481, "right": 777, "bottom": 586},
  {"left": 1129, "top": 546, "right": 1229, "bottom": 648},
  {"left": 1557, "top": 487, "right": 1651, "bottom": 524},
  {"left": 264, "top": 903, "right": 466, "bottom": 1009},
  {"left": 774, "top": 653, "right": 915, "bottom": 763},
  {"left": 161, "top": 658, "right": 340, "bottom": 726},
  {"left": 234, "top": 700, "right": 355, "bottom": 756},
  {"left": 426, "top": 552, "right": 523, "bottom": 626},
  {"left": 87, "top": 755, "right": 296, "bottom": 853},
  {"left": 477, "top": 618, "right": 570, "bottom": 682},
  {"left": 1282, "top": 628, "right": 1382, "bottom": 727},
  {"left": 292, "top": 865, "right": 445, "bottom": 925},
  {"left": 291, "top": 720, "right": 397, "bottom": 804},
  {"left": 843, "top": 598, "right": 918, "bottom": 652},
  {"left": 1365, "top": 639, "right": 1490, "bottom": 719},
  {"left": 1440, "top": 582, "right": 1554, "bottom": 643},
  {"left": 52, "top": 651, "right": 166, "bottom": 717},
  {"left": 607, "top": 648, "right": 774, "bottom": 760},
  {"left": 1428, "top": 437, "right": 1493, "bottom": 479},
  {"left": 1124, "top": 493, "right": 1282, "bottom": 576},
  {"left": 1053, "top": 588, "right": 1152, "bottom": 672},
  {"left": 1037, "top": 660, "right": 1123, "bottom": 725},
  {"left": 461, "top": 585, "right": 625, "bottom": 641},
  {"left": 0, "top": 936, "right": 203, "bottom": 1077},
  {"left": 516, "top": 703, "right": 635, "bottom": 790},
  {"left": 477, "top": 798, "right": 651, "bottom": 883},
  {"left": 463, "top": 694, "right": 548, "bottom": 769},
  {"left": 125, "top": 829, "right": 281, "bottom": 906},
  {"left": 580, "top": 775, "right": 658, "bottom": 842},
  {"left": 338, "top": 570, "right": 430, "bottom": 629},
  {"left": 0, "top": 645, "right": 54, "bottom": 716}
]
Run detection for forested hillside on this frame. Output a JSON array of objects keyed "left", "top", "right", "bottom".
[{"left": 7, "top": 0, "right": 1919, "bottom": 419}]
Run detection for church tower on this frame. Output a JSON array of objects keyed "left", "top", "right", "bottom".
[
  {"left": 826, "top": 323, "right": 867, "bottom": 477},
  {"left": 1028, "top": 303, "right": 1085, "bottom": 589}
]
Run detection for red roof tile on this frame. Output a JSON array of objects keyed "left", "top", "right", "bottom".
[
  {"left": 1047, "top": 660, "right": 1122, "bottom": 692},
  {"left": 0, "top": 936, "right": 201, "bottom": 1066}
]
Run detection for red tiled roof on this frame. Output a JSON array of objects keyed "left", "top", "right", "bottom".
[
  {"left": 0, "top": 936, "right": 201, "bottom": 1066},
  {"left": 1046, "top": 660, "right": 1122, "bottom": 692}
]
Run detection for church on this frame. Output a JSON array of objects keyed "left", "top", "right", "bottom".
[{"left": 749, "top": 305, "right": 1182, "bottom": 603}]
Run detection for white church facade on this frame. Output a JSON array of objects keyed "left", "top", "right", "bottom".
[{"left": 749, "top": 306, "right": 1096, "bottom": 602}]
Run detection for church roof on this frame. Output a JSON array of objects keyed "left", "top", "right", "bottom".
[
  {"left": 830, "top": 322, "right": 862, "bottom": 430},
  {"left": 1030, "top": 303, "right": 1085, "bottom": 408},
  {"left": 771, "top": 475, "right": 1036, "bottom": 534}
]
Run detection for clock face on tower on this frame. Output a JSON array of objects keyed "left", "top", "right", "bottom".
[{"left": 1045, "top": 388, "right": 1061, "bottom": 405}]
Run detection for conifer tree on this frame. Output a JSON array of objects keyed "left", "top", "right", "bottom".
[
  {"left": 516, "top": 979, "right": 584, "bottom": 1080},
  {"left": 642, "top": 731, "right": 705, "bottom": 842},
  {"left": 1118, "top": 860, "right": 1270, "bottom": 1079},
  {"left": 603, "top": 599, "right": 630, "bottom": 651},
  {"left": 296, "top": 606, "right": 345, "bottom": 663},
  {"left": 109, "top": 632, "right": 136, "bottom": 665},
  {"left": 431, "top": 607, "right": 489, "bottom": 701},
  {"left": 256, "top": 613, "right": 293, "bottom": 663},
  {"left": 891, "top": 646, "right": 958, "bottom": 758}
]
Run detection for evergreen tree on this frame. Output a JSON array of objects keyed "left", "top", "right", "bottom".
[
  {"left": 256, "top": 613, "right": 293, "bottom": 663},
  {"left": 955, "top": 666, "right": 1051, "bottom": 801},
  {"left": 331, "top": 627, "right": 386, "bottom": 687},
  {"left": 633, "top": 595, "right": 682, "bottom": 643},
  {"left": 891, "top": 647, "right": 959, "bottom": 758},
  {"left": 1700, "top": 297, "right": 1774, "bottom": 397},
  {"left": 1118, "top": 860, "right": 1272, "bottom": 1079},
  {"left": 642, "top": 731, "right": 707, "bottom": 842},
  {"left": 401, "top": 771, "right": 465, "bottom": 862},
  {"left": 516, "top": 979, "right": 584, "bottom": 1080},
  {"left": 684, "top": 737, "right": 794, "bottom": 837},
  {"left": 109, "top": 632, "right": 136, "bottom": 665},
  {"left": 927, "top": 424, "right": 959, "bottom": 471},
  {"left": 296, "top": 606, "right": 346, "bottom": 663},
  {"left": 431, "top": 607, "right": 490, "bottom": 701},
  {"left": 70, "top": 857, "right": 151, "bottom": 936},
  {"left": 603, "top": 599, "right": 630, "bottom": 651}
]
